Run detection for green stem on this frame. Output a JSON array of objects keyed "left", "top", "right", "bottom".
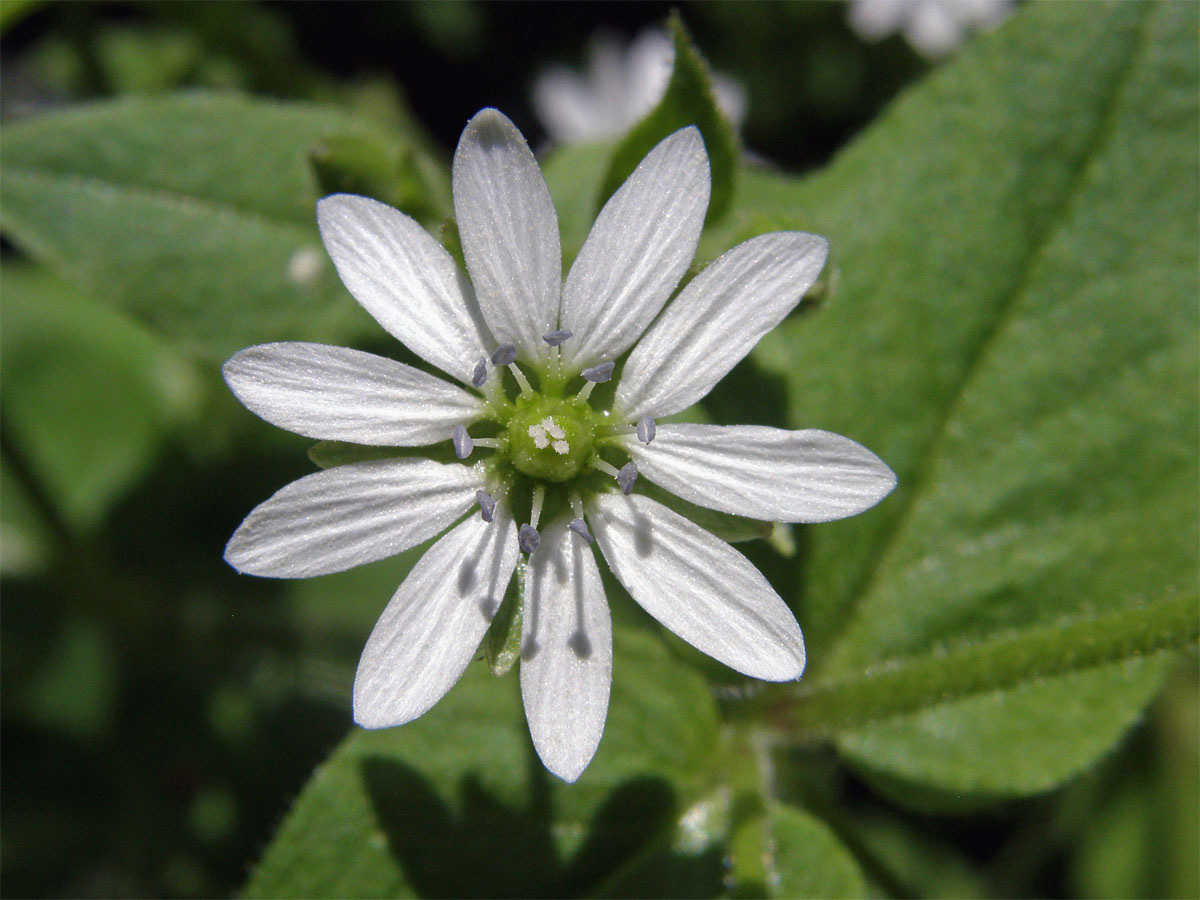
[{"left": 737, "top": 592, "right": 1198, "bottom": 740}]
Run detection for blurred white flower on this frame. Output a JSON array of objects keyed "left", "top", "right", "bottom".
[
  {"left": 223, "top": 108, "right": 894, "bottom": 782},
  {"left": 532, "top": 28, "right": 746, "bottom": 143},
  {"left": 847, "top": 0, "right": 1013, "bottom": 59}
]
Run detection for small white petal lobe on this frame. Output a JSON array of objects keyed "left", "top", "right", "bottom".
[
  {"left": 223, "top": 342, "right": 486, "bottom": 446},
  {"left": 355, "top": 509, "right": 519, "bottom": 727},
  {"left": 521, "top": 518, "right": 612, "bottom": 782},
  {"left": 626, "top": 425, "right": 896, "bottom": 523},
  {"left": 316, "top": 194, "right": 491, "bottom": 386},
  {"left": 560, "top": 127, "right": 710, "bottom": 370},
  {"left": 616, "top": 232, "right": 828, "bottom": 420},
  {"left": 224, "top": 459, "right": 482, "bottom": 578},
  {"left": 589, "top": 493, "right": 805, "bottom": 681},
  {"left": 453, "top": 109, "right": 561, "bottom": 363}
]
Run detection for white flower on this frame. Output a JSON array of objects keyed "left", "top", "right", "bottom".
[
  {"left": 847, "top": 0, "right": 1013, "bottom": 59},
  {"left": 223, "top": 109, "right": 895, "bottom": 782},
  {"left": 532, "top": 28, "right": 746, "bottom": 143}
]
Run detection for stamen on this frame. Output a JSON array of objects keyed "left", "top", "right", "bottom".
[
  {"left": 617, "top": 461, "right": 638, "bottom": 495},
  {"left": 453, "top": 425, "right": 473, "bottom": 459},
  {"left": 577, "top": 361, "right": 614, "bottom": 402},
  {"left": 542, "top": 329, "right": 573, "bottom": 346},
  {"left": 508, "top": 363, "right": 534, "bottom": 398},
  {"left": 518, "top": 524, "right": 541, "bottom": 554},
  {"left": 569, "top": 518, "right": 594, "bottom": 544},
  {"left": 472, "top": 357, "right": 488, "bottom": 387},
  {"left": 591, "top": 458, "right": 620, "bottom": 478},
  {"left": 476, "top": 490, "right": 496, "bottom": 523},
  {"left": 637, "top": 416, "right": 656, "bottom": 443},
  {"left": 582, "top": 361, "right": 615, "bottom": 383},
  {"left": 491, "top": 343, "right": 517, "bottom": 366},
  {"left": 570, "top": 493, "right": 585, "bottom": 519},
  {"left": 473, "top": 437, "right": 502, "bottom": 450},
  {"left": 529, "top": 485, "right": 546, "bottom": 529}
]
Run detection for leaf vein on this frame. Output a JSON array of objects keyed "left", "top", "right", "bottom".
[{"left": 824, "top": 2, "right": 1160, "bottom": 666}]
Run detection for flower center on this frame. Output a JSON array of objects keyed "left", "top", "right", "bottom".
[{"left": 506, "top": 397, "right": 595, "bottom": 482}]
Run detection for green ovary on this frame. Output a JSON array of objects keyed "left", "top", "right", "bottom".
[{"left": 506, "top": 397, "right": 595, "bottom": 482}]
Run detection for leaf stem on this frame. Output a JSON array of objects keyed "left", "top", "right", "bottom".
[{"left": 732, "top": 592, "right": 1198, "bottom": 740}]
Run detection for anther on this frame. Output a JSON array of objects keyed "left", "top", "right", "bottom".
[
  {"left": 472, "top": 357, "right": 488, "bottom": 387},
  {"left": 582, "top": 361, "right": 615, "bottom": 383},
  {"left": 491, "top": 343, "right": 517, "bottom": 366},
  {"left": 542, "top": 329, "right": 573, "bottom": 346},
  {"left": 568, "top": 518, "right": 594, "bottom": 544},
  {"left": 476, "top": 490, "right": 496, "bottom": 523},
  {"left": 636, "top": 416, "right": 656, "bottom": 443},
  {"left": 453, "top": 425, "right": 473, "bottom": 459},
  {"left": 518, "top": 524, "right": 541, "bottom": 554},
  {"left": 617, "top": 461, "right": 638, "bottom": 495}
]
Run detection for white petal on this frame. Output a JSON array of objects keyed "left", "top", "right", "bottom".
[
  {"left": 559, "top": 128, "right": 710, "bottom": 371},
  {"left": 520, "top": 518, "right": 612, "bottom": 782},
  {"left": 453, "top": 109, "right": 560, "bottom": 363},
  {"left": 354, "top": 509, "right": 519, "bottom": 727},
  {"left": 317, "top": 194, "right": 491, "bottom": 385},
  {"left": 907, "top": 2, "right": 965, "bottom": 57},
  {"left": 615, "top": 232, "right": 829, "bottom": 420},
  {"left": 588, "top": 493, "right": 805, "bottom": 681},
  {"left": 224, "top": 458, "right": 481, "bottom": 577},
  {"left": 847, "top": 0, "right": 909, "bottom": 40},
  {"left": 223, "top": 342, "right": 487, "bottom": 446},
  {"left": 532, "top": 69, "right": 609, "bottom": 144},
  {"left": 625, "top": 424, "right": 897, "bottom": 523}
]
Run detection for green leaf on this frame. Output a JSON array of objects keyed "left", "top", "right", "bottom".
[
  {"left": 308, "top": 132, "right": 448, "bottom": 224},
  {"left": 483, "top": 558, "right": 525, "bottom": 676},
  {"left": 0, "top": 263, "right": 202, "bottom": 531},
  {"left": 0, "top": 93, "right": 448, "bottom": 364},
  {"left": 1068, "top": 663, "right": 1200, "bottom": 898},
  {"left": 0, "top": 0, "right": 41, "bottom": 34},
  {"left": 769, "top": 803, "right": 868, "bottom": 899},
  {"left": 0, "top": 452, "right": 53, "bottom": 576},
  {"left": 722, "top": 730, "right": 868, "bottom": 899},
  {"left": 307, "top": 440, "right": 407, "bottom": 470},
  {"left": 599, "top": 15, "right": 739, "bottom": 224},
  {"left": 728, "top": 0, "right": 1197, "bottom": 797},
  {"left": 245, "top": 626, "right": 726, "bottom": 898},
  {"left": 542, "top": 141, "right": 614, "bottom": 267}
]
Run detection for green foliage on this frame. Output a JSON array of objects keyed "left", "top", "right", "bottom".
[
  {"left": 245, "top": 627, "right": 727, "bottom": 899},
  {"left": 1, "top": 264, "right": 201, "bottom": 532},
  {"left": 0, "top": 0, "right": 40, "bottom": 34},
  {"left": 1, "top": 2, "right": 1195, "bottom": 897},
  {"left": 769, "top": 804, "right": 869, "bottom": 899},
  {"left": 0, "top": 93, "right": 447, "bottom": 364},
  {"left": 244, "top": 2, "right": 1197, "bottom": 892},
  {"left": 483, "top": 558, "right": 525, "bottom": 676},
  {"left": 712, "top": 0, "right": 1197, "bottom": 799},
  {"left": 599, "top": 14, "right": 739, "bottom": 224},
  {"left": 308, "top": 133, "right": 448, "bottom": 224}
]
